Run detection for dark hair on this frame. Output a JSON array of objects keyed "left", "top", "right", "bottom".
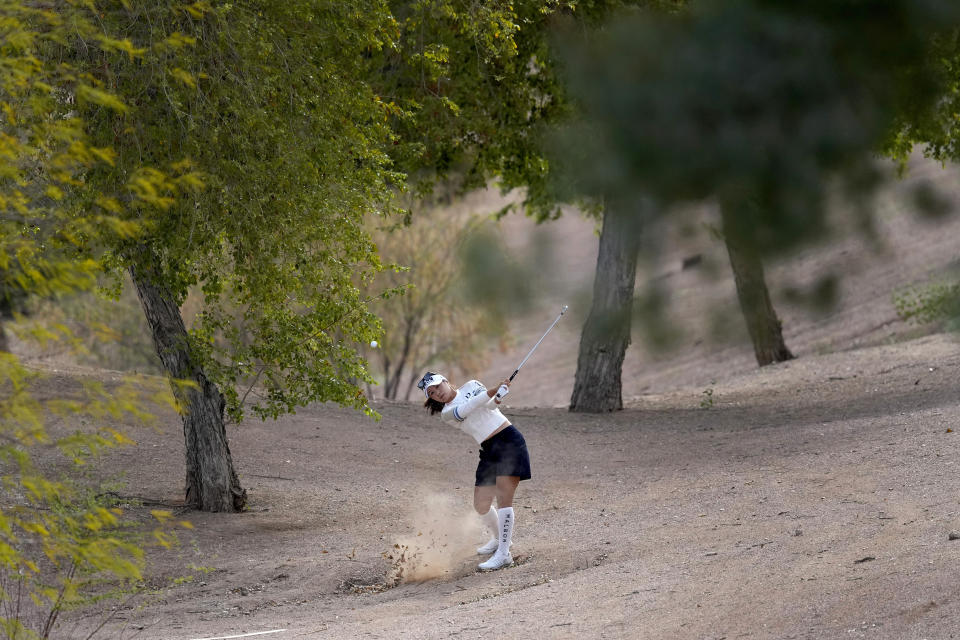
[{"left": 424, "top": 397, "right": 444, "bottom": 415}]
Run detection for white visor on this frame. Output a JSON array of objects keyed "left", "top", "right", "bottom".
[{"left": 420, "top": 373, "right": 447, "bottom": 398}]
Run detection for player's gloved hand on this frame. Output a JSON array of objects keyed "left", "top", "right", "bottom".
[{"left": 495, "top": 384, "right": 510, "bottom": 401}]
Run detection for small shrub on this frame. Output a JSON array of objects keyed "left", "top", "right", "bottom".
[
  {"left": 700, "top": 387, "right": 715, "bottom": 409},
  {"left": 892, "top": 281, "right": 960, "bottom": 327}
]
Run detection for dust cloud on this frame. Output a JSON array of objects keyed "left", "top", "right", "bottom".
[{"left": 385, "top": 493, "right": 485, "bottom": 584}]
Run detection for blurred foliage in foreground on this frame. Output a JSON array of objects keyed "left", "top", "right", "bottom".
[
  {"left": 0, "top": 344, "right": 186, "bottom": 639},
  {"left": 550, "top": 0, "right": 960, "bottom": 255},
  {"left": 10, "top": 280, "right": 160, "bottom": 375},
  {"left": 1, "top": 3, "right": 188, "bottom": 637}
]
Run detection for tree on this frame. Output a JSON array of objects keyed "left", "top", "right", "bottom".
[
  {"left": 885, "top": 27, "right": 960, "bottom": 165},
  {"left": 59, "top": 1, "right": 411, "bottom": 512},
  {"left": 720, "top": 203, "right": 794, "bottom": 366},
  {"left": 37, "top": 0, "right": 657, "bottom": 510},
  {"left": 552, "top": 0, "right": 960, "bottom": 378},
  {"left": 68, "top": 1, "right": 586, "bottom": 511},
  {"left": 568, "top": 203, "right": 642, "bottom": 411},
  {"left": 0, "top": 1, "right": 159, "bottom": 356},
  {"left": 379, "top": 0, "right": 685, "bottom": 206}
]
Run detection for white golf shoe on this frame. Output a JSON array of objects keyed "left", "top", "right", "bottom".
[
  {"left": 478, "top": 551, "right": 513, "bottom": 571},
  {"left": 477, "top": 537, "right": 499, "bottom": 555}
]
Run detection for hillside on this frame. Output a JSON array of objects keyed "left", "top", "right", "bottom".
[
  {"left": 475, "top": 157, "right": 960, "bottom": 408},
  {"left": 15, "top": 158, "right": 960, "bottom": 639},
  {"left": 45, "top": 330, "right": 960, "bottom": 640}
]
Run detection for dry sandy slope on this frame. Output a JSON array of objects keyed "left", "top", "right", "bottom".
[
  {"left": 41, "top": 158, "right": 960, "bottom": 639},
  {"left": 45, "top": 329, "right": 959, "bottom": 640},
  {"left": 477, "top": 157, "right": 960, "bottom": 408}
]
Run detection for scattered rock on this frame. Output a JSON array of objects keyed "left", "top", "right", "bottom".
[
  {"left": 948, "top": 531, "right": 960, "bottom": 541},
  {"left": 681, "top": 254, "right": 703, "bottom": 270}
]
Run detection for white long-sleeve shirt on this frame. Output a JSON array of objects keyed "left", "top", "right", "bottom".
[{"left": 440, "top": 380, "right": 509, "bottom": 444}]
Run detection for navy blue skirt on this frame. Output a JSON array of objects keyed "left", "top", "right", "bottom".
[{"left": 475, "top": 425, "right": 532, "bottom": 486}]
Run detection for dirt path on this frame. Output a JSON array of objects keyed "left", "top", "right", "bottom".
[{"left": 45, "top": 331, "right": 959, "bottom": 640}]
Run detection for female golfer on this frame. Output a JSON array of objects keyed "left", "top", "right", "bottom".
[{"left": 418, "top": 371, "right": 531, "bottom": 571}]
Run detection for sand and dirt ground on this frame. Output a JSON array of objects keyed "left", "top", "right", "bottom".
[
  {"left": 51, "top": 331, "right": 960, "bottom": 640},
  {"left": 25, "top": 160, "right": 960, "bottom": 639}
]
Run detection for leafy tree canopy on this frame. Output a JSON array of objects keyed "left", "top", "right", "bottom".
[
  {"left": 886, "top": 24, "right": 960, "bottom": 164},
  {"left": 67, "top": 1, "right": 406, "bottom": 421},
  {"left": 11, "top": 0, "right": 671, "bottom": 426},
  {"left": 60, "top": 0, "right": 640, "bottom": 421},
  {"left": 0, "top": 1, "right": 184, "bottom": 305},
  {"left": 550, "top": 0, "right": 960, "bottom": 253},
  {"left": 377, "top": 0, "right": 674, "bottom": 220}
]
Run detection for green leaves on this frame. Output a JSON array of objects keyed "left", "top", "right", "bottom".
[
  {"left": 886, "top": 27, "right": 960, "bottom": 166},
  {"left": 551, "top": 0, "right": 960, "bottom": 253},
  {"left": 374, "top": 0, "right": 598, "bottom": 219},
  {"left": 60, "top": 1, "right": 408, "bottom": 421},
  {"left": 9, "top": 0, "right": 635, "bottom": 432},
  {"left": 1, "top": 336, "right": 186, "bottom": 635},
  {"left": 1, "top": 4, "right": 194, "bottom": 631}
]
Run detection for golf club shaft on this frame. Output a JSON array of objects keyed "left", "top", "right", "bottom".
[{"left": 502, "top": 305, "right": 568, "bottom": 389}]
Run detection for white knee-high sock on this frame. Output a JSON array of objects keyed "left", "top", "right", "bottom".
[
  {"left": 477, "top": 506, "right": 500, "bottom": 554},
  {"left": 482, "top": 506, "right": 499, "bottom": 536},
  {"left": 496, "top": 506, "right": 515, "bottom": 556}
]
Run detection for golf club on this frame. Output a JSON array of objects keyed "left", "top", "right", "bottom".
[{"left": 496, "top": 305, "right": 568, "bottom": 399}]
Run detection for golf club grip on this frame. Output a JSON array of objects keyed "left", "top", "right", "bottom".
[{"left": 495, "top": 370, "right": 520, "bottom": 400}]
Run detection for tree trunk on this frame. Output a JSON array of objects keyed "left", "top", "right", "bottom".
[
  {"left": 381, "top": 310, "right": 421, "bottom": 400},
  {"left": 404, "top": 372, "right": 418, "bottom": 402},
  {"left": 0, "top": 292, "right": 11, "bottom": 353},
  {"left": 128, "top": 252, "right": 246, "bottom": 512},
  {"left": 721, "top": 205, "right": 794, "bottom": 367},
  {"left": 569, "top": 205, "right": 642, "bottom": 412}
]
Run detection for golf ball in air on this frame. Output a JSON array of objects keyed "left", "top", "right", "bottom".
[{"left": 370, "top": 340, "right": 378, "bottom": 348}]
